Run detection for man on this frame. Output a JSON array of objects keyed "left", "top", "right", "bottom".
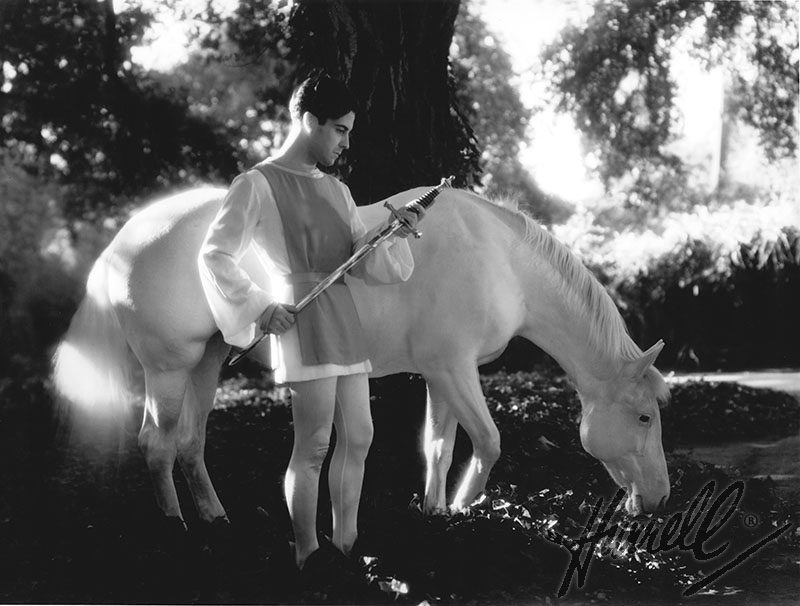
[{"left": 198, "top": 73, "right": 417, "bottom": 586}]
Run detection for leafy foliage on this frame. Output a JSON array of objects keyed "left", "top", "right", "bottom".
[
  {"left": 5, "top": 0, "right": 489, "bottom": 217},
  {"left": 1, "top": 369, "right": 797, "bottom": 603},
  {"left": 175, "top": 0, "right": 544, "bottom": 207},
  {"left": 664, "top": 380, "right": 800, "bottom": 447},
  {"left": 724, "top": 1, "right": 799, "bottom": 163},
  {"left": 0, "top": 153, "right": 60, "bottom": 290},
  {"left": 542, "top": 0, "right": 798, "bottom": 198},
  {"left": 555, "top": 198, "right": 800, "bottom": 369},
  {"left": 0, "top": 0, "right": 239, "bottom": 220},
  {"left": 169, "top": 0, "right": 296, "bottom": 166},
  {"left": 0, "top": 147, "right": 127, "bottom": 368},
  {"left": 451, "top": 3, "right": 528, "bottom": 186},
  {"left": 451, "top": 1, "right": 573, "bottom": 224},
  {"left": 0, "top": 154, "right": 83, "bottom": 368}
]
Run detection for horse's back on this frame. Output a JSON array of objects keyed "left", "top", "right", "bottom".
[
  {"left": 352, "top": 189, "right": 528, "bottom": 376},
  {"left": 99, "top": 185, "right": 525, "bottom": 374}
]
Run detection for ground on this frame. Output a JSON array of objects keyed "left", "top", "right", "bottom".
[{"left": 0, "top": 368, "right": 797, "bottom": 605}]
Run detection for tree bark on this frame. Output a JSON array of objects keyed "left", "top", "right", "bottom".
[{"left": 290, "top": 0, "right": 480, "bottom": 203}]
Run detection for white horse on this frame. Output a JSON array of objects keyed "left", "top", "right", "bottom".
[{"left": 52, "top": 186, "right": 670, "bottom": 530}]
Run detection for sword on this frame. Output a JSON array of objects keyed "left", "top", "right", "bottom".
[{"left": 227, "top": 176, "right": 454, "bottom": 366}]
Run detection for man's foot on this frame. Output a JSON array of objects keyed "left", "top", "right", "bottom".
[{"left": 298, "top": 537, "right": 368, "bottom": 598}]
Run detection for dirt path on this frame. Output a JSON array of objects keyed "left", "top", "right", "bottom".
[
  {"left": 666, "top": 370, "right": 799, "bottom": 606},
  {"left": 668, "top": 368, "right": 800, "bottom": 502},
  {"left": 675, "top": 435, "right": 800, "bottom": 502}
]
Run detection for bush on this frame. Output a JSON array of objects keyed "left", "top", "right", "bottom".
[
  {"left": 0, "top": 156, "right": 118, "bottom": 372},
  {"left": 664, "top": 379, "right": 800, "bottom": 447},
  {"left": 1, "top": 364, "right": 797, "bottom": 603},
  {"left": 554, "top": 198, "right": 800, "bottom": 370}
]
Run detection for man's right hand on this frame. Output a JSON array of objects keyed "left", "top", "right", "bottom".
[{"left": 259, "top": 303, "right": 297, "bottom": 335}]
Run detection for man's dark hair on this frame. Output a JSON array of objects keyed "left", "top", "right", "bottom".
[{"left": 289, "top": 72, "right": 358, "bottom": 124}]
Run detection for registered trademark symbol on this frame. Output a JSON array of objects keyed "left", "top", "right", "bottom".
[{"left": 742, "top": 512, "right": 760, "bottom": 528}]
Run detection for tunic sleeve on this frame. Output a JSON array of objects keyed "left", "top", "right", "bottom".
[
  {"left": 198, "top": 174, "right": 276, "bottom": 347},
  {"left": 341, "top": 184, "right": 415, "bottom": 285}
]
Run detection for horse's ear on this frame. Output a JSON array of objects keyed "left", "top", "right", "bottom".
[{"left": 624, "top": 340, "right": 665, "bottom": 380}]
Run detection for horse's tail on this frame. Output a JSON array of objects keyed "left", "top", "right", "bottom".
[{"left": 52, "top": 251, "right": 135, "bottom": 424}]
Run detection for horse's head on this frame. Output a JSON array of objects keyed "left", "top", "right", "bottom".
[{"left": 578, "top": 341, "right": 670, "bottom": 517}]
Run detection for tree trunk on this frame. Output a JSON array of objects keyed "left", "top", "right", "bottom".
[
  {"left": 290, "top": 0, "right": 480, "bottom": 204},
  {"left": 102, "top": 0, "right": 119, "bottom": 82}
]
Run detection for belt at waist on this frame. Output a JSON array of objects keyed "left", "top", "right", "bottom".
[
  {"left": 280, "top": 271, "right": 366, "bottom": 366},
  {"left": 284, "top": 272, "right": 344, "bottom": 285}
]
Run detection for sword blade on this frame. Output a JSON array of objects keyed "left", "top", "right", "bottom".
[{"left": 294, "top": 222, "right": 403, "bottom": 312}]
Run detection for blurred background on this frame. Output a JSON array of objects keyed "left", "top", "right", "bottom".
[{"left": 1, "top": 0, "right": 798, "bottom": 377}]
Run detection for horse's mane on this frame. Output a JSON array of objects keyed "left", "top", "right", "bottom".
[{"left": 474, "top": 193, "right": 650, "bottom": 364}]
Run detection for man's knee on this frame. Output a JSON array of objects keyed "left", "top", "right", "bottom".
[
  {"left": 351, "top": 420, "right": 374, "bottom": 455},
  {"left": 336, "top": 415, "right": 373, "bottom": 456},
  {"left": 294, "top": 429, "right": 332, "bottom": 471}
]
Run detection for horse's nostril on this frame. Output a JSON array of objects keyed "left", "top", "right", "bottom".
[{"left": 657, "top": 495, "right": 668, "bottom": 512}]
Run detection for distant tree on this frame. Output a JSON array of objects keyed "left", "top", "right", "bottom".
[
  {"left": 153, "top": 1, "right": 295, "bottom": 169},
  {"left": 542, "top": 0, "right": 798, "bottom": 204},
  {"left": 0, "top": 0, "right": 237, "bottom": 221},
  {"left": 451, "top": 0, "right": 572, "bottom": 223},
  {"left": 451, "top": 2, "right": 528, "bottom": 190}
]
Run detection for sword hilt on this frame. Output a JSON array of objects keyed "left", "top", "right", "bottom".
[
  {"left": 409, "top": 175, "right": 454, "bottom": 214},
  {"left": 385, "top": 175, "right": 454, "bottom": 239},
  {"left": 384, "top": 201, "right": 422, "bottom": 238}
]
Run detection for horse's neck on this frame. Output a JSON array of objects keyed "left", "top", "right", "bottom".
[
  {"left": 520, "top": 296, "right": 618, "bottom": 389},
  {"left": 512, "top": 228, "right": 630, "bottom": 394}
]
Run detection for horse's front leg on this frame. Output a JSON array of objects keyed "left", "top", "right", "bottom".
[
  {"left": 424, "top": 362, "right": 501, "bottom": 512},
  {"left": 422, "top": 387, "right": 457, "bottom": 514}
]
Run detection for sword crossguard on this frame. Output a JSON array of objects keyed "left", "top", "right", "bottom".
[{"left": 384, "top": 201, "right": 422, "bottom": 239}]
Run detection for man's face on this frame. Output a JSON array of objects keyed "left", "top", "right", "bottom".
[{"left": 308, "top": 111, "right": 355, "bottom": 167}]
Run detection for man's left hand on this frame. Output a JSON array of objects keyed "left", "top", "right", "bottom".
[{"left": 394, "top": 208, "right": 419, "bottom": 238}]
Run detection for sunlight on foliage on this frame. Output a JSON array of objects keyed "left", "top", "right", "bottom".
[{"left": 554, "top": 196, "right": 799, "bottom": 278}]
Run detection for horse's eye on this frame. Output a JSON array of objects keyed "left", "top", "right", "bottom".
[{"left": 639, "top": 415, "right": 651, "bottom": 423}]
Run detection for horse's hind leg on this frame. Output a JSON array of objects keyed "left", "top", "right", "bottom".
[
  {"left": 176, "top": 332, "right": 229, "bottom": 523},
  {"left": 424, "top": 361, "right": 501, "bottom": 512},
  {"left": 139, "top": 367, "right": 192, "bottom": 522},
  {"left": 422, "top": 388, "right": 457, "bottom": 514}
]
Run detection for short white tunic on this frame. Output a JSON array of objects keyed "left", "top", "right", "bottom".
[{"left": 198, "top": 161, "right": 414, "bottom": 383}]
